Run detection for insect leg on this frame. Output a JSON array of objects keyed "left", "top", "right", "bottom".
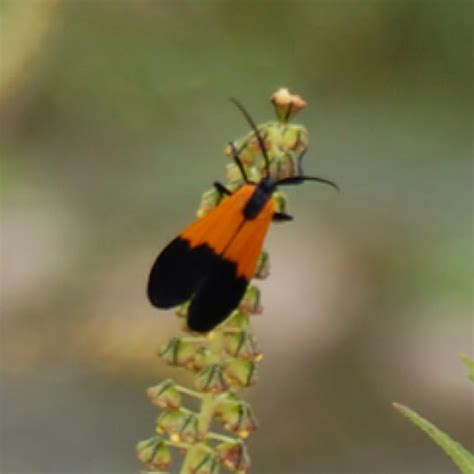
[
  {"left": 213, "top": 181, "right": 232, "bottom": 197},
  {"left": 272, "top": 211, "right": 293, "bottom": 222}
]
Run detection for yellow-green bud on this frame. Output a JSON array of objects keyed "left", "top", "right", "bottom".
[
  {"left": 225, "top": 162, "right": 244, "bottom": 186},
  {"left": 214, "top": 399, "right": 258, "bottom": 438},
  {"left": 192, "top": 346, "right": 219, "bottom": 370},
  {"left": 223, "top": 331, "right": 261, "bottom": 361},
  {"left": 183, "top": 445, "right": 219, "bottom": 474},
  {"left": 224, "top": 139, "right": 258, "bottom": 166},
  {"left": 197, "top": 188, "right": 222, "bottom": 218},
  {"left": 239, "top": 285, "right": 262, "bottom": 314},
  {"left": 281, "top": 124, "right": 308, "bottom": 152},
  {"left": 254, "top": 251, "right": 270, "bottom": 279},
  {"left": 156, "top": 408, "right": 199, "bottom": 443},
  {"left": 160, "top": 337, "right": 199, "bottom": 367},
  {"left": 224, "top": 359, "right": 258, "bottom": 388},
  {"left": 194, "top": 364, "right": 229, "bottom": 393},
  {"left": 147, "top": 379, "right": 181, "bottom": 410},
  {"left": 272, "top": 191, "right": 288, "bottom": 214},
  {"left": 216, "top": 440, "right": 251, "bottom": 472},
  {"left": 223, "top": 310, "right": 249, "bottom": 331},
  {"left": 136, "top": 436, "right": 171, "bottom": 470},
  {"left": 225, "top": 162, "right": 261, "bottom": 188},
  {"left": 273, "top": 152, "right": 297, "bottom": 180}
]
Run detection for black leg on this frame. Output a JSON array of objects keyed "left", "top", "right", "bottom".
[
  {"left": 213, "top": 181, "right": 232, "bottom": 197},
  {"left": 273, "top": 212, "right": 293, "bottom": 222}
]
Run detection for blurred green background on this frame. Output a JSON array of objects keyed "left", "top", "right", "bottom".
[{"left": 1, "top": 1, "right": 472, "bottom": 473}]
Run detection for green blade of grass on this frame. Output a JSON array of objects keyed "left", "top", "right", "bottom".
[{"left": 393, "top": 403, "right": 474, "bottom": 474}]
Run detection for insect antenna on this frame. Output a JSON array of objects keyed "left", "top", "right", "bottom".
[
  {"left": 278, "top": 175, "right": 339, "bottom": 191},
  {"left": 230, "top": 98, "right": 270, "bottom": 177},
  {"left": 228, "top": 141, "right": 251, "bottom": 183}
]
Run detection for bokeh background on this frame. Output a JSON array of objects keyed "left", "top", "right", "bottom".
[{"left": 1, "top": 1, "right": 472, "bottom": 473}]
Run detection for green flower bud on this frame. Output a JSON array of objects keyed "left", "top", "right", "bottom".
[
  {"left": 224, "top": 140, "right": 257, "bottom": 166},
  {"left": 183, "top": 445, "right": 219, "bottom": 474},
  {"left": 281, "top": 124, "right": 308, "bottom": 152},
  {"left": 223, "top": 331, "right": 261, "bottom": 361},
  {"left": 264, "top": 153, "right": 281, "bottom": 179},
  {"left": 215, "top": 390, "right": 239, "bottom": 404},
  {"left": 254, "top": 251, "right": 270, "bottom": 279},
  {"left": 197, "top": 188, "right": 222, "bottom": 218},
  {"left": 225, "top": 162, "right": 261, "bottom": 188},
  {"left": 147, "top": 379, "right": 181, "bottom": 410},
  {"left": 225, "top": 162, "right": 244, "bottom": 186},
  {"left": 239, "top": 285, "right": 262, "bottom": 314},
  {"left": 194, "top": 364, "right": 229, "bottom": 393},
  {"left": 273, "top": 152, "right": 297, "bottom": 181},
  {"left": 224, "top": 359, "right": 258, "bottom": 388},
  {"left": 272, "top": 191, "right": 288, "bottom": 214},
  {"left": 223, "top": 310, "right": 249, "bottom": 331},
  {"left": 192, "top": 346, "right": 219, "bottom": 371},
  {"left": 214, "top": 399, "right": 258, "bottom": 438},
  {"left": 246, "top": 166, "right": 262, "bottom": 184},
  {"left": 216, "top": 440, "right": 251, "bottom": 472},
  {"left": 136, "top": 436, "right": 171, "bottom": 470},
  {"left": 160, "top": 337, "right": 198, "bottom": 367},
  {"left": 156, "top": 408, "right": 199, "bottom": 443}
]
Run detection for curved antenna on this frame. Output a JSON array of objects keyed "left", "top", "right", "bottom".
[
  {"left": 228, "top": 141, "right": 250, "bottom": 183},
  {"left": 278, "top": 175, "right": 340, "bottom": 192},
  {"left": 230, "top": 98, "right": 270, "bottom": 176}
]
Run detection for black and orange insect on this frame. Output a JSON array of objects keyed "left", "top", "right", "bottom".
[{"left": 147, "top": 99, "right": 338, "bottom": 333}]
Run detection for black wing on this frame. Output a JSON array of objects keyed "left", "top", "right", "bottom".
[
  {"left": 147, "top": 237, "right": 217, "bottom": 309},
  {"left": 187, "top": 257, "right": 248, "bottom": 332},
  {"left": 147, "top": 236, "right": 249, "bottom": 333}
]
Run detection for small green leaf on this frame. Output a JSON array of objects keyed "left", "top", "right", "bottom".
[
  {"left": 460, "top": 355, "right": 474, "bottom": 383},
  {"left": 393, "top": 402, "right": 474, "bottom": 474}
]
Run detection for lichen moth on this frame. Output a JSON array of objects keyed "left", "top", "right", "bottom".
[{"left": 147, "top": 99, "right": 338, "bottom": 332}]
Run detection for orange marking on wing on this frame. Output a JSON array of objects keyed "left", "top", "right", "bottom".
[
  {"left": 181, "top": 185, "right": 256, "bottom": 254},
  {"left": 222, "top": 198, "right": 274, "bottom": 280}
]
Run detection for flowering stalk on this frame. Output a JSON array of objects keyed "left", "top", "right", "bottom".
[{"left": 137, "top": 88, "right": 309, "bottom": 474}]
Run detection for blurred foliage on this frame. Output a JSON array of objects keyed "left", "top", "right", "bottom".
[
  {"left": 394, "top": 402, "right": 474, "bottom": 474},
  {"left": 394, "top": 358, "right": 474, "bottom": 474},
  {"left": 461, "top": 355, "right": 474, "bottom": 383}
]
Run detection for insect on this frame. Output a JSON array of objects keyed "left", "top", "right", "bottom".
[{"left": 147, "top": 99, "right": 338, "bottom": 333}]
